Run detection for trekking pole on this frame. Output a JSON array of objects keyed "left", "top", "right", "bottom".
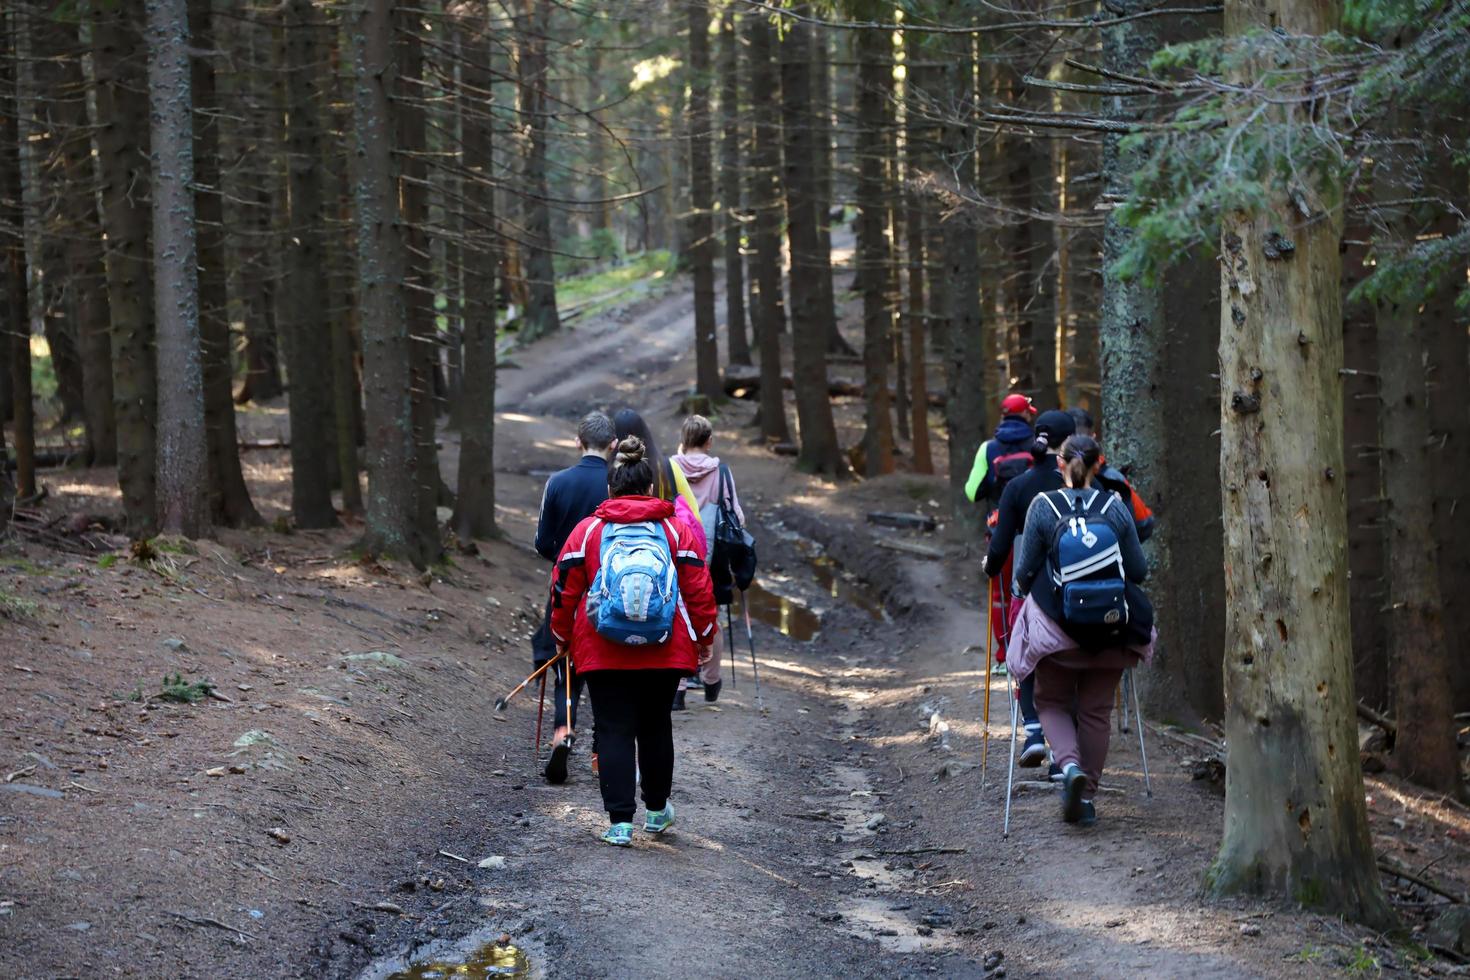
[
  {"left": 742, "top": 597, "right": 763, "bottom": 709},
  {"left": 534, "top": 671, "right": 547, "bottom": 768},
  {"left": 980, "top": 578, "right": 994, "bottom": 791},
  {"left": 1127, "top": 669, "right": 1153, "bottom": 798},
  {"left": 495, "top": 651, "right": 565, "bottom": 712},
  {"left": 1003, "top": 671, "right": 1018, "bottom": 838},
  {"left": 565, "top": 658, "right": 575, "bottom": 741},
  {"left": 726, "top": 603, "right": 737, "bottom": 689}
]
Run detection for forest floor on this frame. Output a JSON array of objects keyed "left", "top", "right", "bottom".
[{"left": 4, "top": 249, "right": 1470, "bottom": 978}]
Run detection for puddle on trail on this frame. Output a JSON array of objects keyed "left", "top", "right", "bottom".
[
  {"left": 383, "top": 939, "right": 530, "bottom": 979},
  {"left": 741, "top": 544, "right": 887, "bottom": 642}
]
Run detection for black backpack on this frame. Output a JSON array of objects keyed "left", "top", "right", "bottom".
[{"left": 700, "top": 464, "right": 756, "bottom": 605}]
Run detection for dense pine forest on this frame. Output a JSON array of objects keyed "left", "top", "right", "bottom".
[{"left": 4, "top": 0, "right": 1470, "bottom": 974}]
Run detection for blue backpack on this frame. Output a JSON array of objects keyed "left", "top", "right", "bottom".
[
  {"left": 1042, "top": 490, "right": 1129, "bottom": 630},
  {"left": 586, "top": 519, "right": 679, "bottom": 645}
]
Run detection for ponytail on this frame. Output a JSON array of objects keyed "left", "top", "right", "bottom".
[
  {"left": 1028, "top": 434, "right": 1051, "bottom": 463},
  {"left": 1060, "top": 435, "right": 1103, "bottom": 488}
]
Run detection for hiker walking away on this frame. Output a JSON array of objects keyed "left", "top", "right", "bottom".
[
  {"left": 549, "top": 437, "right": 719, "bottom": 846},
  {"left": 671, "top": 414, "right": 747, "bottom": 704},
  {"left": 1007, "top": 435, "right": 1155, "bottom": 827},
  {"left": 965, "top": 393, "right": 1038, "bottom": 669},
  {"left": 532, "top": 412, "right": 617, "bottom": 784},
  {"left": 983, "top": 409, "right": 1076, "bottom": 771},
  {"left": 1065, "top": 408, "right": 1156, "bottom": 543},
  {"left": 613, "top": 408, "right": 706, "bottom": 710}
]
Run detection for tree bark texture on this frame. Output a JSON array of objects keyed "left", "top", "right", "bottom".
[
  {"left": 146, "top": 0, "right": 209, "bottom": 536},
  {"left": 1373, "top": 136, "right": 1457, "bottom": 793},
  {"left": 688, "top": 1, "right": 720, "bottom": 400},
  {"left": 718, "top": 8, "right": 750, "bottom": 367},
  {"left": 515, "top": 0, "right": 561, "bottom": 340},
  {"left": 747, "top": 13, "right": 789, "bottom": 444},
  {"left": 278, "top": 0, "right": 339, "bottom": 528},
  {"left": 3, "top": 5, "right": 35, "bottom": 501},
  {"left": 452, "top": 10, "right": 499, "bottom": 542},
  {"left": 330, "top": 87, "right": 363, "bottom": 517},
  {"left": 1211, "top": 0, "right": 1394, "bottom": 928},
  {"left": 781, "top": 10, "right": 843, "bottom": 477},
  {"left": 1098, "top": 0, "right": 1177, "bottom": 716},
  {"left": 352, "top": 0, "right": 437, "bottom": 567},
  {"left": 903, "top": 61, "right": 932, "bottom": 475},
  {"left": 855, "top": 7, "right": 894, "bottom": 477},
  {"left": 190, "top": 0, "right": 257, "bottom": 527},
  {"left": 92, "top": 0, "right": 158, "bottom": 534}
]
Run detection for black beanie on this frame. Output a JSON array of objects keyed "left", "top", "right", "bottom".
[{"left": 1033, "top": 409, "right": 1076, "bottom": 449}]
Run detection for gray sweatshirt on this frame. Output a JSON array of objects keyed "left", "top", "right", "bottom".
[{"left": 1012, "top": 487, "right": 1148, "bottom": 598}]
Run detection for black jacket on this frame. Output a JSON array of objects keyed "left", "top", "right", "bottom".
[
  {"left": 533, "top": 455, "right": 609, "bottom": 562},
  {"left": 983, "top": 458, "right": 1064, "bottom": 577}
]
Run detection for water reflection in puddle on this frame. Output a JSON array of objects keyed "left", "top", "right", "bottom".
[
  {"left": 385, "top": 939, "right": 530, "bottom": 979},
  {"left": 739, "top": 547, "right": 886, "bottom": 642},
  {"left": 741, "top": 583, "right": 822, "bottom": 641}
]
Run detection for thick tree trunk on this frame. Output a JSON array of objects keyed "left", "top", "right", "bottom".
[
  {"left": 93, "top": 0, "right": 158, "bottom": 534},
  {"left": 781, "top": 10, "right": 843, "bottom": 477},
  {"left": 856, "top": 8, "right": 893, "bottom": 477},
  {"left": 452, "top": 10, "right": 499, "bottom": 542},
  {"left": 515, "top": 0, "right": 561, "bottom": 340},
  {"left": 330, "top": 104, "right": 363, "bottom": 517},
  {"left": 747, "top": 14, "right": 789, "bottom": 444},
  {"left": 146, "top": 0, "right": 208, "bottom": 536},
  {"left": 1373, "top": 133, "right": 1456, "bottom": 793},
  {"left": 812, "top": 26, "right": 849, "bottom": 359},
  {"left": 1210, "top": 0, "right": 1394, "bottom": 928},
  {"left": 4, "top": 5, "right": 36, "bottom": 501},
  {"left": 190, "top": 0, "right": 257, "bottom": 527},
  {"left": 276, "top": 0, "right": 338, "bottom": 528},
  {"left": 352, "top": 0, "right": 438, "bottom": 567},
  {"left": 718, "top": 8, "right": 750, "bottom": 368},
  {"left": 688, "top": 1, "right": 720, "bottom": 400},
  {"left": 1099, "top": 1, "right": 1176, "bottom": 716}
]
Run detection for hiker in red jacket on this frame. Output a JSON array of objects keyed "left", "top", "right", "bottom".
[{"left": 550, "top": 436, "right": 719, "bottom": 846}]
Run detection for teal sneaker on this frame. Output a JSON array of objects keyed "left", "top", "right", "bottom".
[
  {"left": 643, "top": 803, "right": 675, "bottom": 835},
  {"left": 600, "top": 822, "right": 634, "bottom": 847}
]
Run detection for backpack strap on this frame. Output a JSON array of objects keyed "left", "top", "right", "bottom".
[{"left": 1038, "top": 491, "right": 1065, "bottom": 522}]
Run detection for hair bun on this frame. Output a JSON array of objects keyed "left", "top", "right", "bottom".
[{"left": 615, "top": 436, "right": 646, "bottom": 466}]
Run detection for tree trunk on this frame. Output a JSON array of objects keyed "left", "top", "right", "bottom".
[
  {"left": 329, "top": 44, "right": 363, "bottom": 516},
  {"left": 1210, "top": 0, "right": 1394, "bottom": 928},
  {"left": 274, "top": 0, "right": 339, "bottom": 528},
  {"left": 856, "top": 7, "right": 894, "bottom": 477},
  {"left": 688, "top": 0, "right": 720, "bottom": 400},
  {"left": 190, "top": 0, "right": 257, "bottom": 527},
  {"left": 452, "top": 8, "right": 499, "bottom": 542},
  {"left": 781, "top": 10, "right": 843, "bottom": 477},
  {"left": 60, "top": 17, "right": 116, "bottom": 465},
  {"left": 515, "top": 0, "right": 561, "bottom": 340},
  {"left": 5, "top": 4, "right": 36, "bottom": 501},
  {"left": 146, "top": 0, "right": 208, "bottom": 536},
  {"left": 1373, "top": 130, "right": 1456, "bottom": 793},
  {"left": 939, "top": 22, "right": 983, "bottom": 526},
  {"left": 92, "top": 0, "right": 158, "bottom": 534},
  {"left": 903, "top": 56, "right": 932, "bottom": 474},
  {"left": 352, "top": 0, "right": 438, "bottom": 567},
  {"left": 719, "top": 8, "right": 751, "bottom": 367},
  {"left": 1099, "top": 0, "right": 1176, "bottom": 716},
  {"left": 812, "top": 25, "right": 849, "bottom": 359},
  {"left": 747, "top": 13, "right": 789, "bottom": 443}
]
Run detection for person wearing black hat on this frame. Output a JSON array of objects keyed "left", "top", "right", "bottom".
[{"left": 982, "top": 409, "right": 1075, "bottom": 769}]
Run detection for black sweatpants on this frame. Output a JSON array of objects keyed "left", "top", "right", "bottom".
[
  {"left": 583, "top": 669, "right": 683, "bottom": 824},
  {"left": 532, "top": 601, "right": 585, "bottom": 732}
]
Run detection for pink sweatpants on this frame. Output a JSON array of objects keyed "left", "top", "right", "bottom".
[
  {"left": 679, "top": 630, "right": 723, "bottom": 691},
  {"left": 1033, "top": 659, "right": 1125, "bottom": 796}
]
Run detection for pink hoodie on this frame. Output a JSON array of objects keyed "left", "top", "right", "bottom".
[{"left": 670, "top": 452, "right": 745, "bottom": 526}]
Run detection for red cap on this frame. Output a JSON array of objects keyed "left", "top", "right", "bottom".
[{"left": 1000, "top": 393, "right": 1036, "bottom": 416}]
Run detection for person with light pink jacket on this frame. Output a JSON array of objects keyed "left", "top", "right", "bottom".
[{"left": 671, "top": 415, "right": 746, "bottom": 704}]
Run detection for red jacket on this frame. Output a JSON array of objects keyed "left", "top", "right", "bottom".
[{"left": 549, "top": 496, "right": 718, "bottom": 674}]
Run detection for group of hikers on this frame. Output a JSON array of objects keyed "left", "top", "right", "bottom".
[
  {"left": 967, "top": 394, "right": 1157, "bottom": 828},
  {"left": 526, "top": 392, "right": 1156, "bottom": 846},
  {"left": 529, "top": 408, "right": 749, "bottom": 846}
]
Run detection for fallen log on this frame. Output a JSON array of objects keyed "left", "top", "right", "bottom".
[
  {"left": 1357, "top": 700, "right": 1397, "bottom": 740},
  {"left": 867, "top": 512, "right": 937, "bottom": 532},
  {"left": 874, "top": 538, "right": 945, "bottom": 560}
]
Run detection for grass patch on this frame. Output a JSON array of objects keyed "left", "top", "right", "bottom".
[
  {"left": 0, "top": 589, "right": 38, "bottom": 620},
  {"left": 97, "top": 553, "right": 119, "bottom": 570},
  {"left": 557, "top": 249, "right": 675, "bottom": 312},
  {"left": 157, "top": 673, "right": 216, "bottom": 704}
]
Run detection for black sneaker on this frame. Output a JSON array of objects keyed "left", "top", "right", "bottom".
[
  {"left": 544, "top": 738, "right": 572, "bottom": 785},
  {"left": 1078, "top": 800, "right": 1097, "bottom": 828},
  {"left": 1018, "top": 730, "right": 1047, "bottom": 768},
  {"left": 1061, "top": 764, "right": 1087, "bottom": 824},
  {"left": 671, "top": 690, "right": 687, "bottom": 712},
  {"left": 704, "top": 679, "right": 722, "bottom": 703},
  {"left": 1048, "top": 761, "right": 1064, "bottom": 783}
]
